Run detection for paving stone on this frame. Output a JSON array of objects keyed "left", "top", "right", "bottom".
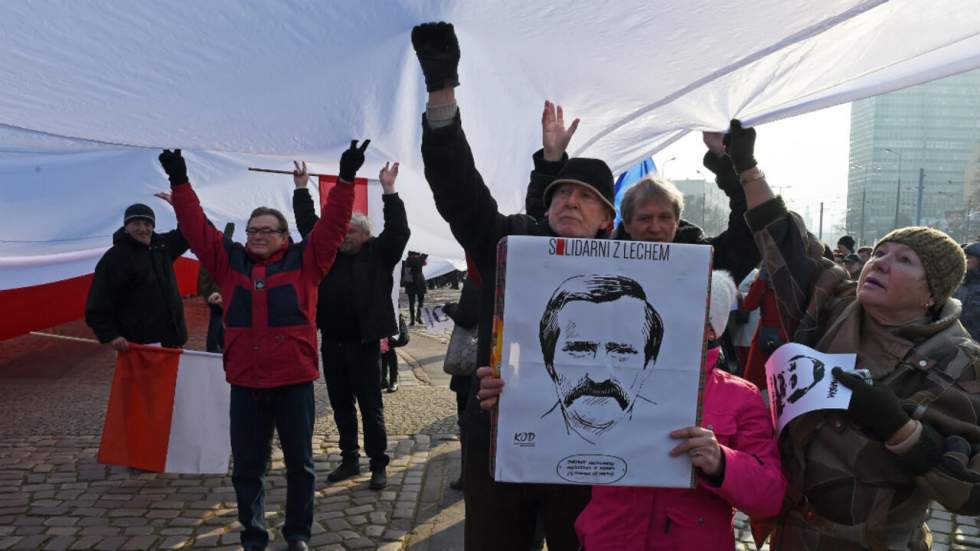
[
  {"left": 955, "top": 534, "right": 980, "bottom": 547},
  {"left": 11, "top": 535, "right": 49, "bottom": 550},
  {"left": 345, "top": 537, "right": 376, "bottom": 549},
  {"left": 68, "top": 536, "right": 103, "bottom": 550},
  {"left": 308, "top": 532, "right": 342, "bottom": 547},
  {"left": 157, "top": 536, "right": 189, "bottom": 550},
  {"left": 121, "top": 535, "right": 157, "bottom": 550},
  {"left": 931, "top": 519, "right": 955, "bottom": 534},
  {"left": 345, "top": 504, "right": 373, "bottom": 515},
  {"left": 324, "top": 518, "right": 352, "bottom": 531},
  {"left": 41, "top": 535, "right": 74, "bottom": 551},
  {"left": 44, "top": 527, "right": 79, "bottom": 537}
]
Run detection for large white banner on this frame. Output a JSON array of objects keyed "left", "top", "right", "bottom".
[
  {"left": 492, "top": 236, "right": 710, "bottom": 488},
  {"left": 4, "top": 1, "right": 980, "bottom": 294}
]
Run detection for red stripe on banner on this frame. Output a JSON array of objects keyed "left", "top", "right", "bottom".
[
  {"left": 98, "top": 344, "right": 181, "bottom": 472},
  {"left": 0, "top": 273, "right": 93, "bottom": 341},
  {"left": 0, "top": 257, "right": 201, "bottom": 341},
  {"left": 556, "top": 239, "right": 566, "bottom": 256},
  {"left": 319, "top": 175, "right": 368, "bottom": 214},
  {"left": 174, "top": 257, "right": 201, "bottom": 297}
]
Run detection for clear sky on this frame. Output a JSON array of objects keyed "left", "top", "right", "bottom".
[{"left": 657, "top": 103, "right": 852, "bottom": 241}]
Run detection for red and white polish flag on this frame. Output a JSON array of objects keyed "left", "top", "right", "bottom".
[{"left": 98, "top": 345, "right": 230, "bottom": 474}]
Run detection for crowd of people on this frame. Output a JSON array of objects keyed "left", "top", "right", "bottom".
[{"left": 80, "top": 20, "right": 980, "bottom": 551}]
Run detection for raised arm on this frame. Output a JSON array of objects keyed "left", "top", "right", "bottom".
[
  {"left": 373, "top": 162, "right": 411, "bottom": 268},
  {"left": 414, "top": 22, "right": 526, "bottom": 265},
  {"left": 291, "top": 161, "right": 319, "bottom": 239},
  {"left": 702, "top": 131, "right": 760, "bottom": 284},
  {"left": 300, "top": 141, "right": 363, "bottom": 281},
  {"left": 732, "top": 121, "right": 843, "bottom": 342},
  {"left": 160, "top": 150, "right": 231, "bottom": 285},
  {"left": 152, "top": 191, "right": 191, "bottom": 260},
  {"left": 526, "top": 101, "right": 577, "bottom": 220}
]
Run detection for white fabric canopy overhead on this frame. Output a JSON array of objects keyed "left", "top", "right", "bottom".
[{"left": 2, "top": 0, "right": 980, "bottom": 289}]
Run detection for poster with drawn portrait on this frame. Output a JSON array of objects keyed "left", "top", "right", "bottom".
[
  {"left": 764, "top": 343, "right": 857, "bottom": 435},
  {"left": 491, "top": 236, "right": 711, "bottom": 488}
]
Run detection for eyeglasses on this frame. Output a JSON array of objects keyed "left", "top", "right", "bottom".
[{"left": 245, "top": 227, "right": 285, "bottom": 236}]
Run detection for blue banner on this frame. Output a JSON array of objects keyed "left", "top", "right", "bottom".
[{"left": 613, "top": 158, "right": 657, "bottom": 226}]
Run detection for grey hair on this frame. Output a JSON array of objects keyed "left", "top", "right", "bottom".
[
  {"left": 350, "top": 213, "right": 372, "bottom": 235},
  {"left": 620, "top": 176, "right": 685, "bottom": 223}
]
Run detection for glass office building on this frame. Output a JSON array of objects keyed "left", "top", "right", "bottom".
[{"left": 846, "top": 69, "right": 980, "bottom": 244}]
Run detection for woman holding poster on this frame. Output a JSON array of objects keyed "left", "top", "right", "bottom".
[
  {"left": 572, "top": 271, "right": 786, "bottom": 551},
  {"left": 735, "top": 119, "right": 980, "bottom": 550}
]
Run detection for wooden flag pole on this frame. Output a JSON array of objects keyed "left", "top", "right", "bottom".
[{"left": 247, "top": 167, "right": 334, "bottom": 178}]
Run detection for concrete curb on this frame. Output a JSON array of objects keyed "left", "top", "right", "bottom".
[{"left": 396, "top": 348, "right": 432, "bottom": 386}]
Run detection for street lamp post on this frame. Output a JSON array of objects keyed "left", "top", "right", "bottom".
[
  {"left": 850, "top": 162, "right": 875, "bottom": 245},
  {"left": 860, "top": 189, "right": 866, "bottom": 246},
  {"left": 819, "top": 202, "right": 824, "bottom": 240},
  {"left": 885, "top": 148, "right": 903, "bottom": 229},
  {"left": 695, "top": 169, "right": 707, "bottom": 227}
]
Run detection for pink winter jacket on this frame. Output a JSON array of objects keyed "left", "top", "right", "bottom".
[{"left": 575, "top": 347, "right": 786, "bottom": 551}]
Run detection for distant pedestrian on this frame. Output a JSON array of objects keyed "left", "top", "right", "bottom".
[
  {"left": 843, "top": 253, "right": 865, "bottom": 280},
  {"left": 403, "top": 251, "right": 428, "bottom": 324},
  {"left": 836, "top": 234, "right": 855, "bottom": 260},
  {"left": 380, "top": 315, "right": 409, "bottom": 392}
]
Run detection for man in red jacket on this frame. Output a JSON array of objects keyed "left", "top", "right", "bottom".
[{"left": 159, "top": 143, "right": 365, "bottom": 551}]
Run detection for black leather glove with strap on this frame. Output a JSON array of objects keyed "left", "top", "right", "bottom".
[
  {"left": 723, "top": 119, "right": 757, "bottom": 173},
  {"left": 338, "top": 140, "right": 370, "bottom": 183},
  {"left": 833, "top": 367, "right": 910, "bottom": 442},
  {"left": 158, "top": 149, "right": 188, "bottom": 187},
  {"left": 411, "top": 22, "right": 461, "bottom": 92}
]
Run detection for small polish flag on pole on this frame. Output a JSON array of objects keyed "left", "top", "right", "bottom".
[{"left": 98, "top": 345, "right": 231, "bottom": 474}]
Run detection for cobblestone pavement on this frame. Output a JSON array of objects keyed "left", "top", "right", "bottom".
[
  {"left": 0, "top": 297, "right": 460, "bottom": 551},
  {"left": 2, "top": 288, "right": 977, "bottom": 550}
]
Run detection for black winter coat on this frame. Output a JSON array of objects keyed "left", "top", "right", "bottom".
[
  {"left": 403, "top": 254, "right": 428, "bottom": 294},
  {"left": 421, "top": 110, "right": 609, "bottom": 436},
  {"left": 85, "top": 227, "right": 189, "bottom": 347},
  {"left": 293, "top": 189, "right": 410, "bottom": 342}
]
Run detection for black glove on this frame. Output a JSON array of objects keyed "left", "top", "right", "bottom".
[
  {"left": 723, "top": 119, "right": 757, "bottom": 173},
  {"left": 158, "top": 149, "right": 188, "bottom": 187},
  {"left": 411, "top": 22, "right": 461, "bottom": 92},
  {"left": 338, "top": 139, "right": 370, "bottom": 182},
  {"left": 833, "top": 367, "right": 910, "bottom": 442}
]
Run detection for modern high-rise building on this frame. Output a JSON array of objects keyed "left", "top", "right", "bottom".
[{"left": 846, "top": 69, "right": 980, "bottom": 245}]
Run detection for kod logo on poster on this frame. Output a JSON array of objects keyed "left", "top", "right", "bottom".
[{"left": 513, "top": 432, "right": 536, "bottom": 447}]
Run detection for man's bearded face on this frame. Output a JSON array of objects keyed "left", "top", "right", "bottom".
[{"left": 549, "top": 297, "right": 652, "bottom": 433}]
